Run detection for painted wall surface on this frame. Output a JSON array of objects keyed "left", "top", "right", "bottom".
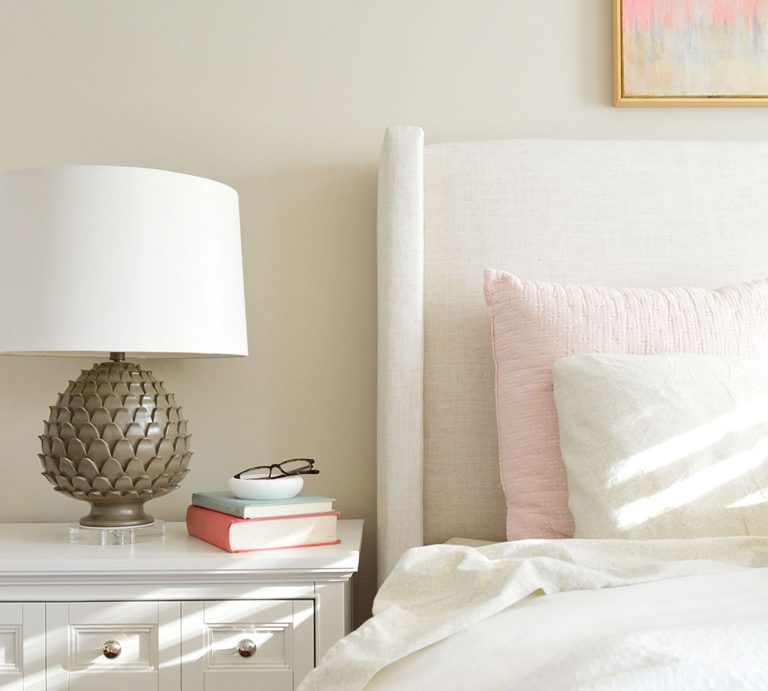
[{"left": 1, "top": 0, "right": 768, "bottom": 622}]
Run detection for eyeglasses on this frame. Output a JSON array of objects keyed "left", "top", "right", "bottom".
[{"left": 233, "top": 458, "right": 319, "bottom": 480}]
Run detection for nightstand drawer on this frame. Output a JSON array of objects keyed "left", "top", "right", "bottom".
[
  {"left": 181, "top": 600, "right": 314, "bottom": 691},
  {"left": 46, "top": 602, "right": 181, "bottom": 691},
  {"left": 205, "top": 600, "right": 292, "bottom": 669}
]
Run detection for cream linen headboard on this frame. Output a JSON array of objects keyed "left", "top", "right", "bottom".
[{"left": 377, "top": 126, "right": 768, "bottom": 583}]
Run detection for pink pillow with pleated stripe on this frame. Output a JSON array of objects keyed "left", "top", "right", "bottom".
[{"left": 484, "top": 269, "right": 768, "bottom": 540}]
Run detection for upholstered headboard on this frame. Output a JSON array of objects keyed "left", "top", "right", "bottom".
[{"left": 377, "top": 126, "right": 768, "bottom": 582}]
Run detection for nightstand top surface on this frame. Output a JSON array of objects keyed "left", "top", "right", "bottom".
[{"left": 0, "top": 519, "right": 363, "bottom": 577}]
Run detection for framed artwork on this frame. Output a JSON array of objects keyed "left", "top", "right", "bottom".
[{"left": 614, "top": 0, "right": 768, "bottom": 106}]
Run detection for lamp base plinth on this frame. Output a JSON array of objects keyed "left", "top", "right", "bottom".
[
  {"left": 68, "top": 519, "right": 166, "bottom": 545},
  {"left": 79, "top": 500, "right": 154, "bottom": 528}
]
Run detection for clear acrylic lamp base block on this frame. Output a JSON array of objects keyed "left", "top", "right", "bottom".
[{"left": 68, "top": 519, "right": 166, "bottom": 545}]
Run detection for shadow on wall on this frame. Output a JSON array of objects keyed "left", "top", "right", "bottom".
[{"left": 236, "top": 164, "right": 379, "bottom": 625}]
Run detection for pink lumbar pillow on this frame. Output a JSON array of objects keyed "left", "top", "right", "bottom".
[{"left": 484, "top": 269, "right": 768, "bottom": 540}]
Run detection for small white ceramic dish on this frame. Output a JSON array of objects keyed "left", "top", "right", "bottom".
[{"left": 228, "top": 475, "right": 304, "bottom": 500}]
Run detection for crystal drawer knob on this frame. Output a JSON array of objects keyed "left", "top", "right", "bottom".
[
  {"left": 102, "top": 640, "right": 122, "bottom": 659},
  {"left": 237, "top": 639, "right": 257, "bottom": 658}
]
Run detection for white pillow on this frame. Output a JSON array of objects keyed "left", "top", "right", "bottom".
[{"left": 554, "top": 353, "right": 768, "bottom": 539}]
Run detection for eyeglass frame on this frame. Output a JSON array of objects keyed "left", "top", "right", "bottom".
[{"left": 233, "top": 458, "right": 319, "bottom": 480}]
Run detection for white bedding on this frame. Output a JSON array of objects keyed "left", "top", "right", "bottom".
[{"left": 298, "top": 538, "right": 768, "bottom": 691}]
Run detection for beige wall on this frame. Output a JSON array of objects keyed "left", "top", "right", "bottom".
[{"left": 1, "top": 0, "right": 767, "bottom": 622}]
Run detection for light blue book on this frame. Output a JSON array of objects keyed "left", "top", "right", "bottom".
[{"left": 191, "top": 491, "right": 335, "bottom": 519}]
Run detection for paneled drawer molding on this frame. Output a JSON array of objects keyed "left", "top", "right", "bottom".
[
  {"left": 0, "top": 624, "right": 22, "bottom": 675},
  {"left": 0, "top": 603, "right": 45, "bottom": 690},
  {"left": 69, "top": 625, "right": 157, "bottom": 671},
  {"left": 206, "top": 622, "right": 289, "bottom": 669},
  {"left": 181, "top": 600, "right": 314, "bottom": 691}
]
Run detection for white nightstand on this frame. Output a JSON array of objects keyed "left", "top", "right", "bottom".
[{"left": 0, "top": 519, "right": 363, "bottom": 690}]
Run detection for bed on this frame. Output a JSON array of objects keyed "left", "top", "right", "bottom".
[{"left": 299, "top": 128, "right": 768, "bottom": 690}]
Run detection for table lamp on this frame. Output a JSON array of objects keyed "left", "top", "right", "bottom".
[{"left": 0, "top": 165, "right": 248, "bottom": 530}]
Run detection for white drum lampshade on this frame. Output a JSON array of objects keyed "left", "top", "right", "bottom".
[
  {"left": 0, "top": 165, "right": 248, "bottom": 528},
  {"left": 0, "top": 165, "right": 247, "bottom": 357}
]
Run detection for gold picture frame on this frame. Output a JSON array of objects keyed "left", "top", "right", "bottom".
[{"left": 614, "top": 0, "right": 768, "bottom": 107}]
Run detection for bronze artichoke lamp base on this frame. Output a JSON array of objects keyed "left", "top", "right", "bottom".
[{"left": 40, "top": 352, "right": 192, "bottom": 528}]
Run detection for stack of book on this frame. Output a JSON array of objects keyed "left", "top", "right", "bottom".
[{"left": 186, "top": 491, "right": 339, "bottom": 552}]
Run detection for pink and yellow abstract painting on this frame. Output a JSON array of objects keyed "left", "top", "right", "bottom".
[{"left": 617, "top": 0, "right": 768, "bottom": 102}]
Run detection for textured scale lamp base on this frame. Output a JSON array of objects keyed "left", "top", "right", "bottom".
[{"left": 39, "top": 356, "right": 192, "bottom": 528}]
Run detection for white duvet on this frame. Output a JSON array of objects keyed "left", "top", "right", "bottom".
[{"left": 298, "top": 538, "right": 768, "bottom": 690}]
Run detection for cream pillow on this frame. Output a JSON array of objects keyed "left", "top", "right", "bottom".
[{"left": 554, "top": 353, "right": 768, "bottom": 539}]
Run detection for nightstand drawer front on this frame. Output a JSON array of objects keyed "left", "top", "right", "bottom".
[
  {"left": 182, "top": 600, "right": 314, "bottom": 691},
  {"left": 68, "top": 601, "right": 158, "bottom": 672},
  {"left": 205, "top": 600, "right": 291, "bottom": 670},
  {"left": 46, "top": 601, "right": 181, "bottom": 691}
]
